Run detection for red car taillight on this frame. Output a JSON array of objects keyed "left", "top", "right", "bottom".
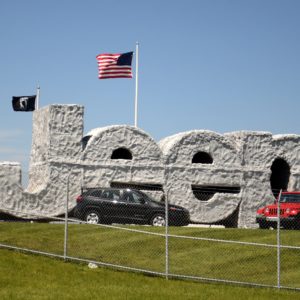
[{"left": 76, "top": 195, "right": 83, "bottom": 203}]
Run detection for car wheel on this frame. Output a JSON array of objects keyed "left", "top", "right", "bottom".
[
  {"left": 85, "top": 211, "right": 101, "bottom": 224},
  {"left": 151, "top": 214, "right": 166, "bottom": 226}
]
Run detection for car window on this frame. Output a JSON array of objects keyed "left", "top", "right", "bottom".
[
  {"left": 281, "top": 194, "right": 300, "bottom": 203},
  {"left": 123, "top": 192, "right": 133, "bottom": 203},
  {"left": 124, "top": 191, "right": 146, "bottom": 204},
  {"left": 101, "top": 189, "right": 121, "bottom": 201},
  {"left": 88, "top": 190, "right": 102, "bottom": 197},
  {"left": 111, "top": 190, "right": 121, "bottom": 201}
]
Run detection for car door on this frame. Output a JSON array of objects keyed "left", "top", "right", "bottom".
[
  {"left": 121, "top": 190, "right": 151, "bottom": 223},
  {"left": 101, "top": 189, "right": 126, "bottom": 221}
]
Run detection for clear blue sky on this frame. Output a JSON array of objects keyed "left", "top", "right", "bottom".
[{"left": 1, "top": 0, "right": 299, "bottom": 172}]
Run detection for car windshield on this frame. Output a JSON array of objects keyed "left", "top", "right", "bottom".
[{"left": 280, "top": 194, "right": 300, "bottom": 203}]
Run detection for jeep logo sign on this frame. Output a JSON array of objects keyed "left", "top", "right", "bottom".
[{"left": 0, "top": 105, "right": 299, "bottom": 228}]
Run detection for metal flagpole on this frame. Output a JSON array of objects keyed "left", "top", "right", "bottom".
[
  {"left": 36, "top": 85, "right": 40, "bottom": 110},
  {"left": 134, "top": 42, "right": 139, "bottom": 127}
]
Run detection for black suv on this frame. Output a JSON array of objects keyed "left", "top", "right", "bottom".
[{"left": 73, "top": 188, "right": 190, "bottom": 226}]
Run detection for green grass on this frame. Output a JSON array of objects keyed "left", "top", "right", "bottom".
[
  {"left": 0, "top": 249, "right": 300, "bottom": 300},
  {"left": 1, "top": 222, "right": 300, "bottom": 297}
]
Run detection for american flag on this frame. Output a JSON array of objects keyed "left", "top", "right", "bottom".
[{"left": 96, "top": 52, "right": 133, "bottom": 79}]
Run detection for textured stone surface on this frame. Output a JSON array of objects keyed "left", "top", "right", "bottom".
[
  {"left": 0, "top": 104, "right": 299, "bottom": 227},
  {"left": 81, "top": 125, "right": 165, "bottom": 193},
  {"left": 0, "top": 105, "right": 84, "bottom": 218},
  {"left": 0, "top": 162, "right": 23, "bottom": 214},
  {"left": 226, "top": 131, "right": 300, "bottom": 227},
  {"left": 159, "top": 130, "right": 243, "bottom": 223}
]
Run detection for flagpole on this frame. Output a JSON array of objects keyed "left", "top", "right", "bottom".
[
  {"left": 36, "top": 85, "right": 40, "bottom": 110},
  {"left": 134, "top": 42, "right": 139, "bottom": 127}
]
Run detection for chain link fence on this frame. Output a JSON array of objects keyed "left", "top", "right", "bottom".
[{"left": 1, "top": 176, "right": 300, "bottom": 291}]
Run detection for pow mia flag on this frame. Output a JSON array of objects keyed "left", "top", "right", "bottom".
[{"left": 12, "top": 95, "right": 36, "bottom": 111}]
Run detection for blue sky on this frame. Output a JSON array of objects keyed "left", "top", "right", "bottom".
[{"left": 0, "top": 0, "right": 299, "bottom": 172}]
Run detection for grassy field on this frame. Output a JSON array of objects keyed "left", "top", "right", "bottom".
[
  {"left": 1, "top": 221, "right": 300, "bottom": 298},
  {"left": 1, "top": 249, "right": 300, "bottom": 300}
]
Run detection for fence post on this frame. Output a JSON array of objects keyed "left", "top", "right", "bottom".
[
  {"left": 277, "top": 189, "right": 282, "bottom": 289},
  {"left": 64, "top": 173, "right": 70, "bottom": 261},
  {"left": 165, "top": 188, "right": 169, "bottom": 280}
]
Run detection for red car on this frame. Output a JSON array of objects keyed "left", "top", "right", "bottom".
[{"left": 256, "top": 192, "right": 300, "bottom": 229}]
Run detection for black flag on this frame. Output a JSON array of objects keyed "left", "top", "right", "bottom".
[{"left": 12, "top": 95, "right": 36, "bottom": 111}]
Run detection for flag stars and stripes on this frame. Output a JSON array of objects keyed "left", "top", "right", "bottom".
[{"left": 96, "top": 52, "right": 133, "bottom": 79}]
